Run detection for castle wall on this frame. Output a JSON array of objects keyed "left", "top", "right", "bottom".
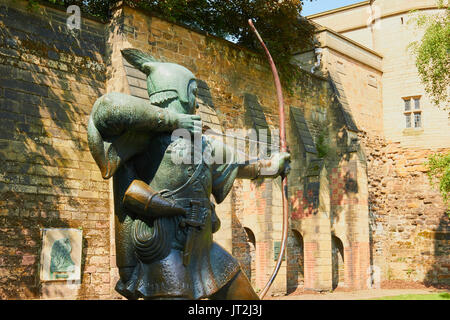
[
  {"left": 371, "top": 8, "right": 449, "bottom": 149},
  {"left": 308, "top": 0, "right": 441, "bottom": 35},
  {"left": 361, "top": 133, "right": 449, "bottom": 285},
  {"left": 111, "top": 4, "right": 367, "bottom": 294},
  {"left": 294, "top": 28, "right": 384, "bottom": 137},
  {"left": 310, "top": 0, "right": 450, "bottom": 149},
  {"left": 0, "top": 0, "right": 410, "bottom": 299},
  {"left": 0, "top": 0, "right": 112, "bottom": 299},
  {"left": 309, "top": 0, "right": 449, "bottom": 285}
]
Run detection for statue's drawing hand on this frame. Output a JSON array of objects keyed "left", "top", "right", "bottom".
[
  {"left": 176, "top": 114, "right": 202, "bottom": 134},
  {"left": 275, "top": 151, "right": 291, "bottom": 177},
  {"left": 262, "top": 152, "right": 291, "bottom": 178}
]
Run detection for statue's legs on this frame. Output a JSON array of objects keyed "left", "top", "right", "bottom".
[
  {"left": 209, "top": 269, "right": 259, "bottom": 300},
  {"left": 118, "top": 267, "right": 258, "bottom": 300},
  {"left": 116, "top": 266, "right": 138, "bottom": 300},
  {"left": 145, "top": 297, "right": 189, "bottom": 300}
]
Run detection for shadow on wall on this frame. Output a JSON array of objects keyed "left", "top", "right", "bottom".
[
  {"left": 287, "top": 229, "right": 304, "bottom": 294},
  {"left": 424, "top": 212, "right": 450, "bottom": 288},
  {"left": 331, "top": 235, "right": 344, "bottom": 290},
  {"left": 243, "top": 227, "right": 256, "bottom": 287},
  {"left": 0, "top": 3, "right": 107, "bottom": 299},
  {"left": 230, "top": 188, "right": 255, "bottom": 288}
]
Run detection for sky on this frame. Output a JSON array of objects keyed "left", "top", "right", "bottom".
[{"left": 300, "top": 0, "right": 365, "bottom": 16}]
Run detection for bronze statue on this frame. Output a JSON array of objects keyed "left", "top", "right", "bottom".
[{"left": 87, "top": 48, "right": 290, "bottom": 300}]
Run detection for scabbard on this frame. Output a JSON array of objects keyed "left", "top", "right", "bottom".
[
  {"left": 182, "top": 228, "right": 196, "bottom": 266},
  {"left": 182, "top": 200, "right": 202, "bottom": 267}
]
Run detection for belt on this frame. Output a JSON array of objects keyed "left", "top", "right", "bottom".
[
  {"left": 173, "top": 198, "right": 211, "bottom": 209},
  {"left": 177, "top": 199, "right": 209, "bottom": 266}
]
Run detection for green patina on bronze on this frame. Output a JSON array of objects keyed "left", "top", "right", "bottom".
[{"left": 87, "top": 48, "right": 290, "bottom": 300}]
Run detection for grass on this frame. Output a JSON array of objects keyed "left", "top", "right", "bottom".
[{"left": 372, "top": 292, "right": 450, "bottom": 300}]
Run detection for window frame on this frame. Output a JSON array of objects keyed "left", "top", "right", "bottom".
[{"left": 403, "top": 96, "right": 422, "bottom": 129}]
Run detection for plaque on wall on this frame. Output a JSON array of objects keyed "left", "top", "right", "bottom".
[{"left": 40, "top": 228, "right": 82, "bottom": 282}]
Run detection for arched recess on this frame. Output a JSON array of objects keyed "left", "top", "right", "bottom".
[
  {"left": 243, "top": 227, "right": 256, "bottom": 287},
  {"left": 332, "top": 235, "right": 345, "bottom": 290},
  {"left": 287, "top": 229, "right": 304, "bottom": 293}
]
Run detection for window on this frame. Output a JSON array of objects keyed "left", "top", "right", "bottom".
[
  {"left": 405, "top": 114, "right": 412, "bottom": 128},
  {"left": 414, "top": 98, "right": 420, "bottom": 110},
  {"left": 404, "top": 99, "right": 411, "bottom": 111},
  {"left": 414, "top": 113, "right": 422, "bottom": 128},
  {"left": 403, "top": 96, "right": 422, "bottom": 128}
]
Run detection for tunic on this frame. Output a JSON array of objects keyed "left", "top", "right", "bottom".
[
  {"left": 87, "top": 93, "right": 242, "bottom": 299},
  {"left": 111, "top": 132, "right": 240, "bottom": 299}
]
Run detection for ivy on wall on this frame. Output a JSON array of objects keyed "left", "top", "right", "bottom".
[{"left": 426, "top": 152, "right": 450, "bottom": 210}]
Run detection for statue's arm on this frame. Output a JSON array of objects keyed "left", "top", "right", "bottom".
[
  {"left": 91, "top": 92, "right": 200, "bottom": 137},
  {"left": 209, "top": 136, "right": 289, "bottom": 203},
  {"left": 207, "top": 136, "right": 290, "bottom": 182},
  {"left": 236, "top": 152, "right": 290, "bottom": 180},
  {"left": 236, "top": 162, "right": 260, "bottom": 179},
  {"left": 122, "top": 179, "right": 186, "bottom": 218},
  {"left": 88, "top": 92, "right": 201, "bottom": 179}
]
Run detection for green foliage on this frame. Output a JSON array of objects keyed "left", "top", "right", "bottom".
[
  {"left": 316, "top": 128, "right": 329, "bottom": 158},
  {"left": 372, "top": 293, "right": 450, "bottom": 300},
  {"left": 30, "top": 0, "right": 317, "bottom": 92},
  {"left": 130, "top": 0, "right": 316, "bottom": 90},
  {"left": 426, "top": 152, "right": 450, "bottom": 206},
  {"left": 408, "top": 2, "right": 450, "bottom": 109}
]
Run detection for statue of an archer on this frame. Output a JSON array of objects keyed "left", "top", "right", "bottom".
[{"left": 87, "top": 47, "right": 290, "bottom": 300}]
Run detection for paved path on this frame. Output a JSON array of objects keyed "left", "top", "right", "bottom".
[{"left": 270, "top": 288, "right": 448, "bottom": 300}]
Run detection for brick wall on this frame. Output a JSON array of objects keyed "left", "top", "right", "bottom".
[
  {"left": 0, "top": 0, "right": 112, "bottom": 299},
  {"left": 287, "top": 230, "right": 304, "bottom": 293},
  {"left": 2, "top": 0, "right": 444, "bottom": 300},
  {"left": 1, "top": 0, "right": 350, "bottom": 298},
  {"left": 108, "top": 3, "right": 352, "bottom": 296}
]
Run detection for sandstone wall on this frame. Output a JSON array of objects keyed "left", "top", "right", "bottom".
[
  {"left": 0, "top": 0, "right": 375, "bottom": 298},
  {"left": 109, "top": 4, "right": 354, "bottom": 295},
  {"left": 309, "top": 0, "right": 449, "bottom": 285},
  {"left": 361, "top": 132, "right": 449, "bottom": 285},
  {"left": 0, "top": 0, "right": 112, "bottom": 299},
  {"left": 2, "top": 0, "right": 443, "bottom": 300},
  {"left": 310, "top": 0, "right": 450, "bottom": 149}
]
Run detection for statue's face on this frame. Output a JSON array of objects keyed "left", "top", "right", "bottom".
[{"left": 186, "top": 80, "right": 198, "bottom": 114}]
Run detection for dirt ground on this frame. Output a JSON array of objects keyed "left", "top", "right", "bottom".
[{"left": 268, "top": 280, "right": 450, "bottom": 300}]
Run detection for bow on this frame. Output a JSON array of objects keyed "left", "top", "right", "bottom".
[{"left": 248, "top": 19, "right": 289, "bottom": 299}]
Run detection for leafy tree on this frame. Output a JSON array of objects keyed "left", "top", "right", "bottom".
[
  {"left": 34, "top": 0, "right": 318, "bottom": 90},
  {"left": 408, "top": 2, "right": 449, "bottom": 210},
  {"left": 408, "top": 1, "right": 449, "bottom": 109},
  {"left": 426, "top": 152, "right": 450, "bottom": 210}
]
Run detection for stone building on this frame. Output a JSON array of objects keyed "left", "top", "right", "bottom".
[
  {"left": 299, "top": 0, "right": 449, "bottom": 289},
  {"left": 0, "top": 0, "right": 447, "bottom": 299}
]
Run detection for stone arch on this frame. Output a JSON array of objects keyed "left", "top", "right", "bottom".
[
  {"left": 332, "top": 235, "right": 345, "bottom": 289},
  {"left": 243, "top": 227, "right": 256, "bottom": 287},
  {"left": 287, "top": 229, "right": 305, "bottom": 293}
]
